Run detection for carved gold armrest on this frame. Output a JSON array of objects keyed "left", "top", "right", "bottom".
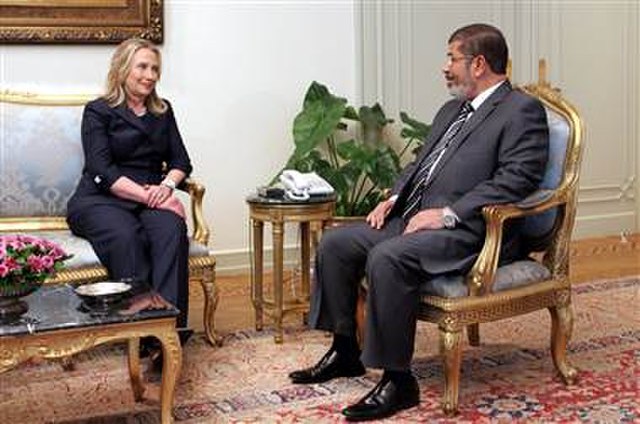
[
  {"left": 179, "top": 178, "right": 210, "bottom": 245},
  {"left": 466, "top": 189, "right": 567, "bottom": 296}
]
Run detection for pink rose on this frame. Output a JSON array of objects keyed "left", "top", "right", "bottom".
[
  {"left": 0, "top": 263, "right": 9, "bottom": 278},
  {"left": 27, "top": 255, "right": 46, "bottom": 272},
  {"left": 4, "top": 257, "right": 19, "bottom": 272},
  {"left": 41, "top": 255, "right": 54, "bottom": 270}
]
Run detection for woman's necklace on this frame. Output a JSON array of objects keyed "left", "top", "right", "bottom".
[
  {"left": 131, "top": 105, "right": 147, "bottom": 117},
  {"left": 127, "top": 100, "right": 147, "bottom": 117}
]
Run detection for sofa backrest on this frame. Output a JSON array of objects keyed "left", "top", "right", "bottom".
[{"left": 0, "top": 92, "right": 93, "bottom": 219}]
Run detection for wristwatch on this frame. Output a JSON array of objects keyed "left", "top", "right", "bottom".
[
  {"left": 161, "top": 178, "right": 177, "bottom": 191},
  {"left": 442, "top": 209, "right": 457, "bottom": 229}
]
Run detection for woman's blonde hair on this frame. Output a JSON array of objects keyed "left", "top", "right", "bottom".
[{"left": 103, "top": 38, "right": 167, "bottom": 114}]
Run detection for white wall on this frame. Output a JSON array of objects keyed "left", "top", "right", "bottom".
[{"left": 0, "top": 0, "right": 358, "bottom": 273}]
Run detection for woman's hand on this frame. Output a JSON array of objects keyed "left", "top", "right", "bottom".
[
  {"left": 145, "top": 184, "right": 173, "bottom": 208},
  {"left": 155, "top": 195, "right": 186, "bottom": 219}
]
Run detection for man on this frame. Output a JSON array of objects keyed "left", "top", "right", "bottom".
[{"left": 289, "top": 23, "right": 549, "bottom": 421}]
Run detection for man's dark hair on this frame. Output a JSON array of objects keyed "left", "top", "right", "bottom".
[{"left": 449, "top": 23, "right": 508, "bottom": 74}]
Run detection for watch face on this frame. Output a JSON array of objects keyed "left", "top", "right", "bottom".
[{"left": 443, "top": 214, "right": 456, "bottom": 229}]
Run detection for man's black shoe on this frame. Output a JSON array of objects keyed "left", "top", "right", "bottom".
[
  {"left": 288, "top": 348, "right": 365, "bottom": 384},
  {"left": 342, "top": 373, "right": 419, "bottom": 421}
]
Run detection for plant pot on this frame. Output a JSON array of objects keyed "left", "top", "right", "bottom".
[{"left": 0, "top": 280, "right": 43, "bottom": 322}]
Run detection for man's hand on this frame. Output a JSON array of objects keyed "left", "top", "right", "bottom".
[
  {"left": 366, "top": 198, "right": 395, "bottom": 229},
  {"left": 403, "top": 208, "right": 445, "bottom": 234}
]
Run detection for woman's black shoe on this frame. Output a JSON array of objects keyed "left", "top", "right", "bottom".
[
  {"left": 150, "top": 348, "right": 164, "bottom": 374},
  {"left": 178, "top": 329, "right": 193, "bottom": 346}
]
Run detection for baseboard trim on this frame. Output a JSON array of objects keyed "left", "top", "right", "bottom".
[
  {"left": 212, "top": 233, "right": 639, "bottom": 276},
  {"left": 213, "top": 245, "right": 303, "bottom": 276},
  {"left": 570, "top": 232, "right": 639, "bottom": 258}
]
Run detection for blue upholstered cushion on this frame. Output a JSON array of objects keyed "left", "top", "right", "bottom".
[
  {"left": 419, "top": 260, "right": 551, "bottom": 298},
  {"left": 0, "top": 103, "right": 86, "bottom": 217},
  {"left": 18, "top": 231, "right": 212, "bottom": 270},
  {"left": 522, "top": 108, "right": 570, "bottom": 239}
]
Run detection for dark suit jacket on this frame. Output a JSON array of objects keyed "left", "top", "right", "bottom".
[
  {"left": 391, "top": 81, "right": 549, "bottom": 266},
  {"left": 67, "top": 98, "right": 192, "bottom": 218}
]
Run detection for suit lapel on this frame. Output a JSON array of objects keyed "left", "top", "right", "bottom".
[
  {"left": 424, "top": 81, "right": 512, "bottom": 189},
  {"left": 394, "top": 106, "right": 456, "bottom": 201},
  {"left": 416, "top": 105, "right": 461, "bottom": 163}
]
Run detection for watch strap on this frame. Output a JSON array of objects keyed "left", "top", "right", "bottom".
[{"left": 161, "top": 178, "right": 176, "bottom": 190}]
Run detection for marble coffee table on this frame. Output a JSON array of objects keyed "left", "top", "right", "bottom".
[{"left": 0, "top": 284, "right": 182, "bottom": 424}]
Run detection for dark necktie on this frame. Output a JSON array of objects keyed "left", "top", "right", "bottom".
[{"left": 402, "top": 101, "right": 473, "bottom": 219}]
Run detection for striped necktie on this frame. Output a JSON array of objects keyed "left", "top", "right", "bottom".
[{"left": 402, "top": 101, "right": 473, "bottom": 219}]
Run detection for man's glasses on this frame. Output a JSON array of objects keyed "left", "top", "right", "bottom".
[{"left": 446, "top": 55, "right": 474, "bottom": 66}]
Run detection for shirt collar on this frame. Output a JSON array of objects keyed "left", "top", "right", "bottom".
[{"left": 470, "top": 79, "right": 507, "bottom": 111}]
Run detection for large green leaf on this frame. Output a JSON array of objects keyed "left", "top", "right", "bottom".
[
  {"left": 303, "top": 81, "right": 332, "bottom": 107},
  {"left": 291, "top": 82, "right": 347, "bottom": 160},
  {"left": 400, "top": 111, "right": 431, "bottom": 138},
  {"left": 343, "top": 105, "right": 359, "bottom": 121},
  {"left": 367, "top": 146, "right": 400, "bottom": 188}
]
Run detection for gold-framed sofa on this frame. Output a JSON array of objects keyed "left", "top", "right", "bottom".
[
  {"left": 0, "top": 91, "right": 221, "bottom": 346},
  {"left": 357, "top": 63, "right": 585, "bottom": 415}
]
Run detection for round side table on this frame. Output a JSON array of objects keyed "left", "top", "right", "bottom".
[{"left": 246, "top": 194, "right": 335, "bottom": 343}]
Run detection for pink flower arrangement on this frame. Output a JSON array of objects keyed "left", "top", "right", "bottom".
[{"left": 0, "top": 235, "right": 69, "bottom": 288}]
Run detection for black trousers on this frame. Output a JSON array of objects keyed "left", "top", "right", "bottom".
[
  {"left": 68, "top": 204, "right": 190, "bottom": 328},
  {"left": 308, "top": 216, "right": 482, "bottom": 371}
]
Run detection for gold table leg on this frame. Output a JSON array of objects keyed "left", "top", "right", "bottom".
[
  {"left": 158, "top": 329, "right": 182, "bottom": 424},
  {"left": 127, "top": 337, "right": 145, "bottom": 401},
  {"left": 252, "top": 219, "right": 264, "bottom": 331},
  {"left": 272, "top": 220, "right": 285, "bottom": 343},
  {"left": 300, "top": 221, "right": 311, "bottom": 324},
  {"left": 300, "top": 222, "right": 311, "bottom": 301}
]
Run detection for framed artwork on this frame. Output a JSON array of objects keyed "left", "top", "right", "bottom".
[{"left": 0, "top": 0, "right": 163, "bottom": 44}]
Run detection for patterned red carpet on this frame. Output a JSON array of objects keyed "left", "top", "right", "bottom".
[{"left": 0, "top": 276, "right": 638, "bottom": 423}]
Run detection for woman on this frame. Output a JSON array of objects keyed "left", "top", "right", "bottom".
[{"left": 67, "top": 38, "right": 193, "bottom": 357}]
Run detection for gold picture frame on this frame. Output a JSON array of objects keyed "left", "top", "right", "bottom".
[{"left": 0, "top": 0, "right": 163, "bottom": 44}]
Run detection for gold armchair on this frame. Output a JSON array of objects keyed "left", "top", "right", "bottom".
[
  {"left": 0, "top": 91, "right": 220, "bottom": 346},
  {"left": 357, "top": 63, "right": 585, "bottom": 415}
]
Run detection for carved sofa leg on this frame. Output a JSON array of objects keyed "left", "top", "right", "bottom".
[{"left": 200, "top": 264, "right": 222, "bottom": 346}]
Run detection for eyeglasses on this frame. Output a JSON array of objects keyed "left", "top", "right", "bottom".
[{"left": 446, "top": 55, "right": 474, "bottom": 66}]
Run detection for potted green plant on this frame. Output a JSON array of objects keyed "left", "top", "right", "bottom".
[{"left": 275, "top": 81, "right": 430, "bottom": 216}]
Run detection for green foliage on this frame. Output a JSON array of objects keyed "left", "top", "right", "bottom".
[{"left": 276, "top": 81, "right": 431, "bottom": 216}]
